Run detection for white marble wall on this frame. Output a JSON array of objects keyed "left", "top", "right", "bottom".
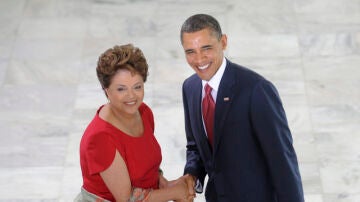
[{"left": 0, "top": 0, "right": 359, "bottom": 201}]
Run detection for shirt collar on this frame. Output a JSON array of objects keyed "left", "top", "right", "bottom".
[{"left": 202, "top": 57, "right": 227, "bottom": 92}]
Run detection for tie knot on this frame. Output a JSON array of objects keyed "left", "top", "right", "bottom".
[{"left": 205, "top": 84, "right": 212, "bottom": 95}]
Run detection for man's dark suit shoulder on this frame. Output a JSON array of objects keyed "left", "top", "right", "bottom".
[
  {"left": 226, "top": 60, "right": 268, "bottom": 87},
  {"left": 182, "top": 59, "right": 269, "bottom": 89}
]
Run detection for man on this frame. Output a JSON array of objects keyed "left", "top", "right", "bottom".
[{"left": 180, "top": 14, "right": 304, "bottom": 202}]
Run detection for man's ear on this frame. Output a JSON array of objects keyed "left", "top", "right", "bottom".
[{"left": 221, "top": 34, "right": 228, "bottom": 50}]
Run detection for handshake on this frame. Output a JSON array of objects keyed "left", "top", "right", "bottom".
[{"left": 159, "top": 174, "right": 197, "bottom": 202}]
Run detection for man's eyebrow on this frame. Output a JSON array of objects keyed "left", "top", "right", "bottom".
[
  {"left": 201, "top": 45, "right": 212, "bottom": 49},
  {"left": 184, "top": 48, "right": 194, "bottom": 53}
]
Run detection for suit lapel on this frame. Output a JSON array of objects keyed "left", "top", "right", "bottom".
[
  {"left": 191, "top": 79, "right": 213, "bottom": 157},
  {"left": 214, "top": 62, "right": 236, "bottom": 154}
]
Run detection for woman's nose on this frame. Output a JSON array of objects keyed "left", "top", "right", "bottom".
[{"left": 127, "top": 88, "right": 136, "bottom": 98}]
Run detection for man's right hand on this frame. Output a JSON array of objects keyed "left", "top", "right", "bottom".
[{"left": 183, "top": 174, "right": 196, "bottom": 200}]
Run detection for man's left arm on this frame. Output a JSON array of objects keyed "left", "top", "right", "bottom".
[{"left": 250, "top": 79, "right": 305, "bottom": 202}]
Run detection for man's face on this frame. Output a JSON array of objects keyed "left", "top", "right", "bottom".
[{"left": 182, "top": 28, "right": 227, "bottom": 81}]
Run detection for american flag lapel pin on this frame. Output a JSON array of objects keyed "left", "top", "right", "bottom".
[{"left": 224, "top": 97, "right": 230, "bottom": 101}]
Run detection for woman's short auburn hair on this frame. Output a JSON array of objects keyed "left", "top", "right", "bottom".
[{"left": 96, "top": 44, "right": 148, "bottom": 90}]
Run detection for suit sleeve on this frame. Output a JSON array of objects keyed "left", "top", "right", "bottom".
[
  {"left": 182, "top": 82, "right": 206, "bottom": 193},
  {"left": 250, "top": 80, "right": 304, "bottom": 202}
]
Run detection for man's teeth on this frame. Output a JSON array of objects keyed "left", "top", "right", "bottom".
[{"left": 198, "top": 64, "right": 209, "bottom": 70}]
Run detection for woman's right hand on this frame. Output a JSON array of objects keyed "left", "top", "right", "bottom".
[{"left": 169, "top": 176, "right": 195, "bottom": 202}]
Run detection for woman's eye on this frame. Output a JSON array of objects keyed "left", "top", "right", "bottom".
[
  {"left": 117, "top": 88, "right": 126, "bottom": 91},
  {"left": 134, "top": 85, "right": 142, "bottom": 90}
]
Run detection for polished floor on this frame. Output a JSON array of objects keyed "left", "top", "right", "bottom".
[{"left": 0, "top": 0, "right": 359, "bottom": 201}]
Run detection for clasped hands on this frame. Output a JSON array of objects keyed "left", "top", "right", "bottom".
[{"left": 159, "top": 174, "right": 196, "bottom": 202}]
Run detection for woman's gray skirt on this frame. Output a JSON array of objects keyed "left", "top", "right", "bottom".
[{"left": 74, "top": 187, "right": 111, "bottom": 202}]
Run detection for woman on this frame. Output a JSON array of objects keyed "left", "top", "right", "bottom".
[{"left": 76, "top": 44, "right": 194, "bottom": 202}]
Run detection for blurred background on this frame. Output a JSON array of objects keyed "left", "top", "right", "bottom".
[{"left": 0, "top": 0, "right": 359, "bottom": 201}]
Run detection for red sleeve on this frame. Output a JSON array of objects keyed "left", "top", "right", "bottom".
[{"left": 85, "top": 132, "right": 116, "bottom": 175}]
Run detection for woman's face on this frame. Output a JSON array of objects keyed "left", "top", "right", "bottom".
[{"left": 105, "top": 69, "right": 144, "bottom": 116}]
